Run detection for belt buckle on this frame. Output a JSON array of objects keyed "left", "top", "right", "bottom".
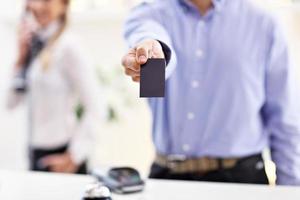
[{"left": 166, "top": 155, "right": 187, "bottom": 169}]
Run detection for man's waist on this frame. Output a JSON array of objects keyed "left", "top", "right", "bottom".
[{"left": 155, "top": 153, "right": 263, "bottom": 174}]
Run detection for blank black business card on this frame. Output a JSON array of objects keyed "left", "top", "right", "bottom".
[{"left": 140, "top": 58, "right": 166, "bottom": 98}]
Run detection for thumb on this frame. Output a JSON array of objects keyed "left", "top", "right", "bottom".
[{"left": 136, "top": 45, "right": 149, "bottom": 65}]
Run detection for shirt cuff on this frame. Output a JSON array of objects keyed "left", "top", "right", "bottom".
[{"left": 158, "top": 40, "right": 172, "bottom": 66}]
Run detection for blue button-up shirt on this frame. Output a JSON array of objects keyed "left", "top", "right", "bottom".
[{"left": 124, "top": 0, "right": 300, "bottom": 185}]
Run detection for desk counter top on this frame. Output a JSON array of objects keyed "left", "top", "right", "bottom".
[{"left": 0, "top": 170, "right": 299, "bottom": 200}]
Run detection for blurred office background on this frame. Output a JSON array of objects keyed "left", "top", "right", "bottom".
[{"left": 0, "top": 0, "right": 299, "bottom": 180}]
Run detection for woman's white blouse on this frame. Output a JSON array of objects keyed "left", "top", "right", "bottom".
[{"left": 7, "top": 26, "right": 105, "bottom": 165}]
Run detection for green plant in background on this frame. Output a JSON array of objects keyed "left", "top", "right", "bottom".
[
  {"left": 75, "top": 103, "right": 84, "bottom": 121},
  {"left": 96, "top": 64, "right": 136, "bottom": 122},
  {"left": 74, "top": 64, "right": 136, "bottom": 122}
]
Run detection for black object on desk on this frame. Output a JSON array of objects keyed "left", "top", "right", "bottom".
[
  {"left": 93, "top": 167, "right": 145, "bottom": 194},
  {"left": 140, "top": 58, "right": 166, "bottom": 98}
]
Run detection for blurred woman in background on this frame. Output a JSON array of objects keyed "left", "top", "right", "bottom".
[{"left": 7, "top": 0, "right": 104, "bottom": 174}]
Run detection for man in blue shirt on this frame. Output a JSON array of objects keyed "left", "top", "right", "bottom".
[{"left": 122, "top": 0, "right": 300, "bottom": 185}]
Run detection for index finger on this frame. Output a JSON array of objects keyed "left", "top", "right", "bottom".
[{"left": 122, "top": 51, "right": 140, "bottom": 72}]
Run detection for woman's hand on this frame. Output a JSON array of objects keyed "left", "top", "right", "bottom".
[
  {"left": 40, "top": 152, "right": 79, "bottom": 173},
  {"left": 15, "top": 18, "right": 38, "bottom": 68}
]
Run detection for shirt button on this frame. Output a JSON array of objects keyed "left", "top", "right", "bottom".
[
  {"left": 195, "top": 49, "right": 204, "bottom": 58},
  {"left": 191, "top": 80, "right": 199, "bottom": 88},
  {"left": 182, "top": 144, "right": 191, "bottom": 152},
  {"left": 187, "top": 112, "right": 195, "bottom": 120},
  {"left": 198, "top": 20, "right": 205, "bottom": 28}
]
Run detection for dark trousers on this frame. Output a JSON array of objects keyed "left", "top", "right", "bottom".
[
  {"left": 149, "top": 154, "right": 269, "bottom": 184},
  {"left": 30, "top": 144, "right": 87, "bottom": 175}
]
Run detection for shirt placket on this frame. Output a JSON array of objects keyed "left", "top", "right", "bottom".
[{"left": 177, "top": 17, "right": 209, "bottom": 156}]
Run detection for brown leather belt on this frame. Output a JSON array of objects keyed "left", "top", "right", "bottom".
[{"left": 155, "top": 154, "right": 239, "bottom": 174}]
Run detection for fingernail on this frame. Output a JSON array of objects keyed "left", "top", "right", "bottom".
[{"left": 139, "top": 56, "right": 147, "bottom": 63}]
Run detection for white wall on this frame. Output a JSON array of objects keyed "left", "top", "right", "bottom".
[{"left": 0, "top": 17, "right": 29, "bottom": 170}]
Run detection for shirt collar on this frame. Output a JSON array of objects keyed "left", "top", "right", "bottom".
[
  {"left": 178, "top": 0, "right": 225, "bottom": 14},
  {"left": 36, "top": 20, "right": 61, "bottom": 42}
]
